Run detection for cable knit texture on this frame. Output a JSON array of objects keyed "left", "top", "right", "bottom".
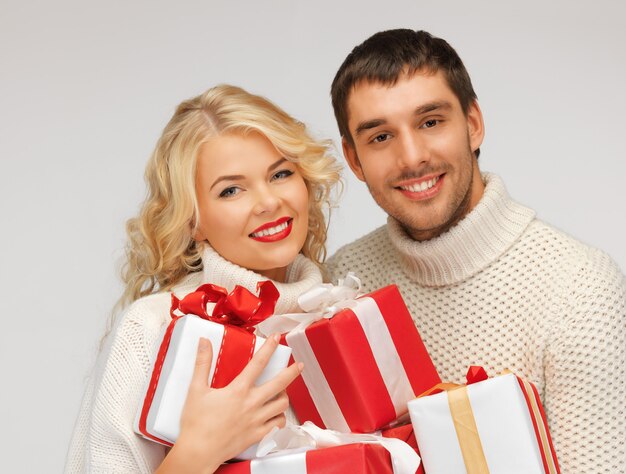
[
  {"left": 327, "top": 173, "right": 626, "bottom": 474},
  {"left": 65, "top": 247, "right": 322, "bottom": 473}
]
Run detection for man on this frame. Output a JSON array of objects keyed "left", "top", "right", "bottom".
[{"left": 327, "top": 29, "right": 625, "bottom": 472}]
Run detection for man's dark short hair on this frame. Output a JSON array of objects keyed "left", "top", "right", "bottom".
[{"left": 331, "top": 29, "right": 479, "bottom": 152}]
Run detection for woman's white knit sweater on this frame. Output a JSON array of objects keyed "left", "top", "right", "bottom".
[
  {"left": 328, "top": 173, "right": 626, "bottom": 473},
  {"left": 65, "top": 246, "right": 322, "bottom": 473}
]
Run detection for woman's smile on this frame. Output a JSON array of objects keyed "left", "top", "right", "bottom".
[{"left": 249, "top": 217, "right": 293, "bottom": 242}]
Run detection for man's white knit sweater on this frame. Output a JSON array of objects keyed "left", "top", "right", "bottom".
[
  {"left": 65, "top": 246, "right": 323, "bottom": 473},
  {"left": 327, "top": 173, "right": 626, "bottom": 473}
]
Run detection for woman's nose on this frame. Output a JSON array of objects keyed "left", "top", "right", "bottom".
[{"left": 252, "top": 186, "right": 280, "bottom": 215}]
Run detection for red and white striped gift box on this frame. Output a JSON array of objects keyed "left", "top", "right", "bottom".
[
  {"left": 282, "top": 285, "right": 441, "bottom": 433},
  {"left": 134, "top": 281, "right": 291, "bottom": 459},
  {"left": 408, "top": 367, "right": 560, "bottom": 473},
  {"left": 216, "top": 444, "right": 397, "bottom": 474},
  {"left": 135, "top": 315, "right": 291, "bottom": 459}
]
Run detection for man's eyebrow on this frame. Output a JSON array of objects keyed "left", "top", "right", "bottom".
[
  {"left": 209, "top": 157, "right": 288, "bottom": 191},
  {"left": 415, "top": 101, "right": 452, "bottom": 115},
  {"left": 353, "top": 101, "right": 453, "bottom": 138},
  {"left": 354, "top": 119, "right": 386, "bottom": 137}
]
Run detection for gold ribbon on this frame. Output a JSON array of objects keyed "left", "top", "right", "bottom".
[
  {"left": 417, "top": 381, "right": 489, "bottom": 473},
  {"left": 447, "top": 386, "right": 490, "bottom": 473}
]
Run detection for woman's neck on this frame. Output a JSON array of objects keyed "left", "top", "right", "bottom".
[
  {"left": 256, "top": 266, "right": 288, "bottom": 283},
  {"left": 199, "top": 245, "right": 323, "bottom": 313}
]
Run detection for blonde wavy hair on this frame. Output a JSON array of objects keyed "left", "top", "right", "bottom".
[{"left": 119, "top": 84, "right": 342, "bottom": 308}]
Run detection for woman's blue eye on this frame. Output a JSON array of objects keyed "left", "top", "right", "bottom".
[
  {"left": 272, "top": 169, "right": 294, "bottom": 180},
  {"left": 219, "top": 186, "right": 240, "bottom": 198}
]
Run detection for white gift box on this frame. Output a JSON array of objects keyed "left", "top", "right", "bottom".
[
  {"left": 134, "top": 314, "right": 292, "bottom": 459},
  {"left": 408, "top": 372, "right": 559, "bottom": 474}
]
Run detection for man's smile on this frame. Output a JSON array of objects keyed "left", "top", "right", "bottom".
[{"left": 395, "top": 173, "right": 445, "bottom": 200}]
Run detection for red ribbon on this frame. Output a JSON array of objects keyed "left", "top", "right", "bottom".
[
  {"left": 170, "top": 280, "right": 279, "bottom": 332},
  {"left": 465, "top": 365, "right": 489, "bottom": 385}
]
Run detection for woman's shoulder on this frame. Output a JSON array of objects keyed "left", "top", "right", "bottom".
[{"left": 123, "top": 272, "right": 204, "bottom": 330}]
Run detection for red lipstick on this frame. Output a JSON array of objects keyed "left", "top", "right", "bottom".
[{"left": 249, "top": 217, "right": 293, "bottom": 242}]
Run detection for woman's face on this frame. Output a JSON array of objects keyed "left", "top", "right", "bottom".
[{"left": 194, "top": 132, "right": 309, "bottom": 282}]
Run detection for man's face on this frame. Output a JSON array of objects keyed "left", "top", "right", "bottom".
[{"left": 343, "top": 70, "right": 485, "bottom": 241}]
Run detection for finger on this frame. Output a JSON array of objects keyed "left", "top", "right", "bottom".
[
  {"left": 257, "top": 391, "right": 290, "bottom": 423},
  {"left": 262, "top": 413, "right": 287, "bottom": 434},
  {"left": 254, "top": 413, "right": 288, "bottom": 442},
  {"left": 190, "top": 337, "right": 213, "bottom": 390},
  {"left": 236, "top": 334, "right": 280, "bottom": 384},
  {"left": 255, "top": 360, "right": 303, "bottom": 402}
]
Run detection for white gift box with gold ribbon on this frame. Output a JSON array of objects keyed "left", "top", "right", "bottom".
[{"left": 407, "top": 368, "right": 559, "bottom": 474}]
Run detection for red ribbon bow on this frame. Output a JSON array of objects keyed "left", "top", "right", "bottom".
[
  {"left": 465, "top": 365, "right": 489, "bottom": 385},
  {"left": 170, "top": 280, "right": 279, "bottom": 332}
]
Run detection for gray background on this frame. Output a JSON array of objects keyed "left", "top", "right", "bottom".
[{"left": 1, "top": 0, "right": 624, "bottom": 472}]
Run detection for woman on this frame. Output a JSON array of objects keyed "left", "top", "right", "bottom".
[{"left": 65, "top": 84, "right": 342, "bottom": 473}]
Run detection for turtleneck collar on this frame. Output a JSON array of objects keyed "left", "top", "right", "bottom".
[
  {"left": 198, "top": 245, "right": 323, "bottom": 314},
  {"left": 388, "top": 173, "right": 535, "bottom": 287}
]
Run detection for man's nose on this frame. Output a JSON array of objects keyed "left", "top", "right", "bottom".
[{"left": 396, "top": 131, "right": 430, "bottom": 169}]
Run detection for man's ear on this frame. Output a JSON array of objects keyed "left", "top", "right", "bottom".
[
  {"left": 342, "top": 138, "right": 366, "bottom": 182},
  {"left": 467, "top": 100, "right": 485, "bottom": 154}
]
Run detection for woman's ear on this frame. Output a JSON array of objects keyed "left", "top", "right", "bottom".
[{"left": 192, "top": 221, "right": 205, "bottom": 242}]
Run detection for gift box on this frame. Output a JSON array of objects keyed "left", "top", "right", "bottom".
[
  {"left": 249, "top": 421, "right": 420, "bottom": 473},
  {"left": 408, "top": 366, "right": 560, "bottom": 474},
  {"left": 381, "top": 424, "right": 424, "bottom": 474},
  {"left": 259, "top": 276, "right": 440, "bottom": 433},
  {"left": 134, "top": 281, "right": 291, "bottom": 459},
  {"left": 216, "top": 444, "right": 396, "bottom": 474}
]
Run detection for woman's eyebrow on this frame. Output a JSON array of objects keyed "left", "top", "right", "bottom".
[
  {"left": 267, "top": 157, "right": 287, "bottom": 172},
  {"left": 210, "top": 174, "right": 245, "bottom": 191}
]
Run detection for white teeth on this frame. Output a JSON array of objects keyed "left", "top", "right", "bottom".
[
  {"left": 251, "top": 221, "right": 289, "bottom": 238},
  {"left": 400, "top": 176, "right": 439, "bottom": 192}
]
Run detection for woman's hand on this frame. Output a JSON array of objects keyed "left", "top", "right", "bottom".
[{"left": 156, "top": 334, "right": 302, "bottom": 474}]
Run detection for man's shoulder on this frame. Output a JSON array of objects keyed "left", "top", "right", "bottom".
[
  {"left": 328, "top": 224, "right": 391, "bottom": 261},
  {"left": 525, "top": 219, "right": 624, "bottom": 286},
  {"left": 326, "top": 224, "right": 394, "bottom": 281}
]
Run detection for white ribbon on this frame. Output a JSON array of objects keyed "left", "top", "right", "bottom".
[
  {"left": 256, "top": 273, "right": 362, "bottom": 336},
  {"left": 249, "top": 448, "right": 309, "bottom": 473},
  {"left": 255, "top": 421, "right": 420, "bottom": 474},
  {"left": 286, "top": 326, "right": 351, "bottom": 432},
  {"left": 351, "top": 297, "right": 417, "bottom": 418}
]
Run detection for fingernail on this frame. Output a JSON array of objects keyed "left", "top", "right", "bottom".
[
  {"left": 273, "top": 333, "right": 281, "bottom": 343},
  {"left": 297, "top": 362, "right": 304, "bottom": 371},
  {"left": 199, "top": 338, "right": 210, "bottom": 350}
]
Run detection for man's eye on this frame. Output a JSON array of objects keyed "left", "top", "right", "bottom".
[
  {"left": 272, "top": 169, "right": 294, "bottom": 180},
  {"left": 372, "top": 133, "right": 391, "bottom": 143},
  {"left": 422, "top": 119, "right": 438, "bottom": 128},
  {"left": 219, "top": 186, "right": 240, "bottom": 198}
]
